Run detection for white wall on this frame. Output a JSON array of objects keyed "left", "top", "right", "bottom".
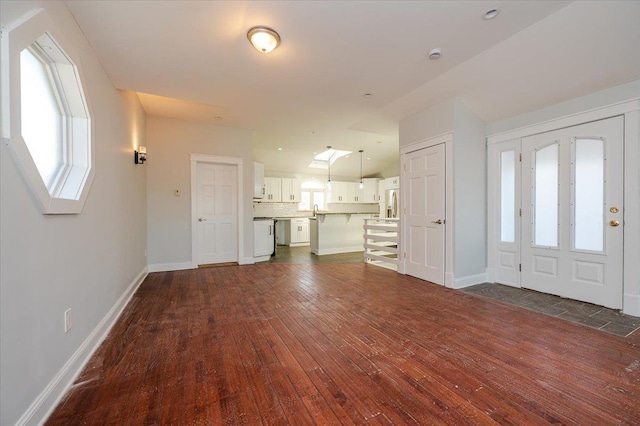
[
  {"left": 146, "top": 116, "right": 254, "bottom": 267},
  {"left": 453, "top": 99, "right": 487, "bottom": 278},
  {"left": 487, "top": 79, "right": 640, "bottom": 135},
  {"left": 399, "top": 98, "right": 454, "bottom": 147},
  {"left": 0, "top": 2, "right": 148, "bottom": 424}
]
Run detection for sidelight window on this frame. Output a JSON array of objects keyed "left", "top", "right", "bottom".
[{"left": 500, "top": 150, "right": 516, "bottom": 243}]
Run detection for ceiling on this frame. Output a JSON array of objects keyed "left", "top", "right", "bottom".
[{"left": 65, "top": 1, "right": 640, "bottom": 178}]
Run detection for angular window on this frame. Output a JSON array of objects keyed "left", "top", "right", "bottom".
[
  {"left": 3, "top": 11, "right": 94, "bottom": 214},
  {"left": 534, "top": 143, "right": 559, "bottom": 247},
  {"left": 573, "top": 138, "right": 604, "bottom": 251}
]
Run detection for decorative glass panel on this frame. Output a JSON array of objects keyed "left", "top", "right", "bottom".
[
  {"left": 500, "top": 150, "right": 516, "bottom": 242},
  {"left": 534, "top": 143, "right": 558, "bottom": 247},
  {"left": 574, "top": 138, "right": 604, "bottom": 251}
]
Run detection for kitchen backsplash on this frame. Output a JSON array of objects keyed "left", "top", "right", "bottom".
[
  {"left": 253, "top": 203, "right": 300, "bottom": 218},
  {"left": 253, "top": 202, "right": 379, "bottom": 218}
]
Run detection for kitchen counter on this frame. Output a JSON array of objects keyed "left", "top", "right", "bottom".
[{"left": 310, "top": 213, "right": 375, "bottom": 255}]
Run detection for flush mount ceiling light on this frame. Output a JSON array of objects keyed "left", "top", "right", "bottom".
[
  {"left": 484, "top": 8, "right": 500, "bottom": 20},
  {"left": 247, "top": 26, "right": 281, "bottom": 53},
  {"left": 428, "top": 48, "right": 442, "bottom": 60}
]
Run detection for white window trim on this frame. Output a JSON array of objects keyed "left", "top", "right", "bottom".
[{"left": 1, "top": 9, "right": 95, "bottom": 214}]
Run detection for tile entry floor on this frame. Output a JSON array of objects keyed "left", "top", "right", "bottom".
[
  {"left": 268, "top": 246, "right": 640, "bottom": 338},
  {"left": 463, "top": 282, "right": 640, "bottom": 337}
]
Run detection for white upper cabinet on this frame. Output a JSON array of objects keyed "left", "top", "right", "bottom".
[
  {"left": 327, "top": 181, "right": 348, "bottom": 203},
  {"left": 264, "top": 177, "right": 282, "bottom": 202},
  {"left": 281, "top": 178, "right": 301, "bottom": 203},
  {"left": 362, "top": 178, "right": 380, "bottom": 202},
  {"left": 254, "top": 162, "right": 265, "bottom": 199},
  {"left": 385, "top": 176, "right": 400, "bottom": 189},
  {"left": 347, "top": 182, "right": 364, "bottom": 203}
]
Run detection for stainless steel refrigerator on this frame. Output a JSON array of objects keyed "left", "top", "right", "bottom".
[{"left": 385, "top": 188, "right": 399, "bottom": 218}]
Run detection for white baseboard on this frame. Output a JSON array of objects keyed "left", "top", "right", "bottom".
[
  {"left": 453, "top": 272, "right": 487, "bottom": 289},
  {"left": 289, "top": 242, "right": 310, "bottom": 247},
  {"left": 147, "top": 261, "right": 194, "bottom": 272},
  {"left": 315, "top": 246, "right": 364, "bottom": 256},
  {"left": 239, "top": 257, "right": 256, "bottom": 265},
  {"left": 17, "top": 267, "right": 148, "bottom": 426},
  {"left": 624, "top": 293, "right": 640, "bottom": 317},
  {"left": 253, "top": 255, "right": 270, "bottom": 263}
]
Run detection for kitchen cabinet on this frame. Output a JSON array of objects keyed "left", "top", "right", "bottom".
[
  {"left": 362, "top": 178, "right": 380, "bottom": 202},
  {"left": 281, "top": 178, "right": 301, "bottom": 203},
  {"left": 253, "top": 219, "right": 275, "bottom": 259},
  {"left": 285, "top": 218, "right": 310, "bottom": 246},
  {"left": 264, "top": 177, "right": 282, "bottom": 202},
  {"left": 253, "top": 162, "right": 265, "bottom": 199},
  {"left": 327, "top": 181, "right": 348, "bottom": 203},
  {"left": 385, "top": 176, "right": 400, "bottom": 189},
  {"left": 347, "top": 182, "right": 364, "bottom": 203}
]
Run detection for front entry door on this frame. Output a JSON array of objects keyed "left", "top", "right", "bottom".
[
  {"left": 521, "top": 116, "right": 624, "bottom": 308},
  {"left": 196, "top": 162, "right": 238, "bottom": 265},
  {"left": 405, "top": 143, "right": 445, "bottom": 285}
]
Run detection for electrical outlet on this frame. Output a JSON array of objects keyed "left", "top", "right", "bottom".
[{"left": 64, "top": 309, "right": 72, "bottom": 333}]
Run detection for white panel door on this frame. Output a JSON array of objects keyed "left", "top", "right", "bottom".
[
  {"left": 196, "top": 163, "right": 238, "bottom": 265},
  {"left": 521, "top": 116, "right": 623, "bottom": 308},
  {"left": 405, "top": 143, "right": 445, "bottom": 285}
]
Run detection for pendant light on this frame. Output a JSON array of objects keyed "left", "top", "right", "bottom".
[
  {"left": 326, "top": 145, "right": 332, "bottom": 189},
  {"left": 359, "top": 150, "right": 364, "bottom": 189}
]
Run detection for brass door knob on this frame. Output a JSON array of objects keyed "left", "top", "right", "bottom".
[
  {"left": 431, "top": 219, "right": 443, "bottom": 225},
  {"left": 609, "top": 220, "right": 620, "bottom": 227},
  {"left": 610, "top": 207, "right": 619, "bottom": 213}
]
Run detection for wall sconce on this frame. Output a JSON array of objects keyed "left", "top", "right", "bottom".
[{"left": 134, "top": 146, "right": 147, "bottom": 164}]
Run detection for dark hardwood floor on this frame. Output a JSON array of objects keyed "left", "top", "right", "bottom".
[{"left": 47, "top": 263, "right": 640, "bottom": 425}]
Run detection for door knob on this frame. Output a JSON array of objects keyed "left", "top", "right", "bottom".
[
  {"left": 609, "top": 207, "right": 619, "bottom": 213},
  {"left": 198, "top": 218, "right": 206, "bottom": 222},
  {"left": 609, "top": 220, "right": 620, "bottom": 227},
  {"left": 431, "top": 219, "right": 443, "bottom": 225}
]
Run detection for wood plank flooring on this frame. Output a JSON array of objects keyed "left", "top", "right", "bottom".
[{"left": 47, "top": 263, "right": 640, "bottom": 425}]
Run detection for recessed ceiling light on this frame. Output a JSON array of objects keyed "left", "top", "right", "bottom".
[
  {"left": 309, "top": 131, "right": 315, "bottom": 135},
  {"left": 215, "top": 116, "right": 223, "bottom": 120},
  {"left": 247, "top": 26, "right": 281, "bottom": 53},
  {"left": 367, "top": 157, "right": 371, "bottom": 160},
  {"left": 428, "top": 48, "right": 442, "bottom": 60},
  {"left": 363, "top": 93, "right": 373, "bottom": 98},
  {"left": 484, "top": 8, "right": 499, "bottom": 20},
  {"left": 277, "top": 147, "right": 282, "bottom": 151},
  {"left": 377, "top": 141, "right": 383, "bottom": 144}
]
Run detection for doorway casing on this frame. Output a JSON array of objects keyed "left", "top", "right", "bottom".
[{"left": 190, "top": 154, "right": 245, "bottom": 268}]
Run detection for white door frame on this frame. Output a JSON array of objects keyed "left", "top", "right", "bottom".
[
  {"left": 190, "top": 154, "right": 244, "bottom": 268},
  {"left": 487, "top": 98, "right": 640, "bottom": 316},
  {"left": 400, "top": 132, "right": 455, "bottom": 288}
]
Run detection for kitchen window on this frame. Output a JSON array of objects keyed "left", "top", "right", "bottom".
[{"left": 298, "top": 178, "right": 326, "bottom": 211}]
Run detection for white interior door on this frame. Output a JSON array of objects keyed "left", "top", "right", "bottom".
[
  {"left": 521, "top": 116, "right": 623, "bottom": 308},
  {"left": 196, "top": 162, "right": 238, "bottom": 265},
  {"left": 405, "top": 143, "right": 445, "bottom": 285}
]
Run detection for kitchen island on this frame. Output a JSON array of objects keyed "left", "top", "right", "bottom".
[{"left": 310, "top": 213, "right": 376, "bottom": 255}]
